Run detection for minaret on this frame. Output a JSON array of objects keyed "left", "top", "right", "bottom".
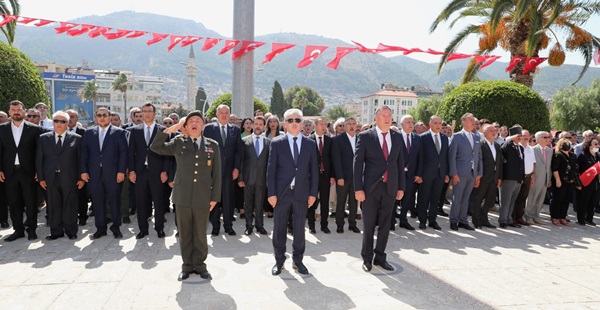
[{"left": 186, "top": 45, "right": 197, "bottom": 110}]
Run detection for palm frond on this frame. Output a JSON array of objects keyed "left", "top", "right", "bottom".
[
  {"left": 430, "top": 0, "right": 473, "bottom": 32},
  {"left": 490, "top": 0, "right": 515, "bottom": 32},
  {"left": 437, "top": 24, "right": 481, "bottom": 73}
]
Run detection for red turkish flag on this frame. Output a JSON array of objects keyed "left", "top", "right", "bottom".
[
  {"left": 146, "top": 33, "right": 169, "bottom": 45},
  {"left": 181, "top": 36, "right": 202, "bottom": 47},
  {"left": 580, "top": 162, "right": 600, "bottom": 187},
  {"left": 426, "top": 48, "right": 446, "bottom": 55},
  {"left": 262, "top": 43, "right": 296, "bottom": 64},
  {"left": 67, "top": 24, "right": 95, "bottom": 36},
  {"left": 55, "top": 22, "right": 78, "bottom": 34},
  {"left": 167, "top": 35, "right": 186, "bottom": 51},
  {"left": 0, "top": 15, "right": 17, "bottom": 27},
  {"left": 479, "top": 56, "right": 501, "bottom": 69},
  {"left": 88, "top": 27, "right": 111, "bottom": 38},
  {"left": 326, "top": 47, "right": 357, "bottom": 69},
  {"left": 352, "top": 41, "right": 381, "bottom": 53},
  {"left": 376, "top": 43, "right": 408, "bottom": 52},
  {"left": 505, "top": 55, "right": 525, "bottom": 72},
  {"left": 593, "top": 50, "right": 600, "bottom": 66},
  {"left": 232, "top": 41, "right": 265, "bottom": 60},
  {"left": 126, "top": 31, "right": 147, "bottom": 39},
  {"left": 34, "top": 19, "right": 54, "bottom": 27},
  {"left": 17, "top": 17, "right": 37, "bottom": 24},
  {"left": 446, "top": 53, "right": 473, "bottom": 62},
  {"left": 474, "top": 55, "right": 493, "bottom": 64},
  {"left": 522, "top": 57, "right": 547, "bottom": 74},
  {"left": 202, "top": 38, "right": 221, "bottom": 51},
  {"left": 218, "top": 39, "right": 240, "bottom": 55},
  {"left": 298, "top": 45, "right": 328, "bottom": 68},
  {"left": 103, "top": 29, "right": 132, "bottom": 40},
  {"left": 403, "top": 48, "right": 424, "bottom": 55}
]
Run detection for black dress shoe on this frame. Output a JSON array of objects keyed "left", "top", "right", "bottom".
[
  {"left": 309, "top": 227, "right": 316, "bottom": 234},
  {"left": 113, "top": 231, "right": 123, "bottom": 239},
  {"left": 499, "top": 223, "right": 508, "bottom": 228},
  {"left": 45, "top": 234, "right": 64, "bottom": 240},
  {"left": 157, "top": 230, "right": 166, "bottom": 238},
  {"left": 4, "top": 232, "right": 25, "bottom": 242},
  {"left": 211, "top": 230, "right": 219, "bottom": 236},
  {"left": 272, "top": 264, "right": 283, "bottom": 276},
  {"left": 483, "top": 223, "right": 497, "bottom": 229},
  {"left": 336, "top": 227, "right": 344, "bottom": 233},
  {"left": 78, "top": 219, "right": 86, "bottom": 226},
  {"left": 508, "top": 223, "right": 522, "bottom": 228},
  {"left": 428, "top": 222, "right": 442, "bottom": 230},
  {"left": 458, "top": 223, "right": 475, "bottom": 231},
  {"left": 91, "top": 231, "right": 107, "bottom": 239},
  {"left": 129, "top": 209, "right": 136, "bottom": 216},
  {"left": 362, "top": 261, "right": 372, "bottom": 272},
  {"left": 390, "top": 225, "right": 396, "bottom": 231},
  {"left": 28, "top": 232, "right": 38, "bottom": 240},
  {"left": 419, "top": 223, "right": 427, "bottom": 230},
  {"left": 178, "top": 271, "right": 190, "bottom": 281},
  {"left": 197, "top": 270, "right": 212, "bottom": 280},
  {"left": 399, "top": 223, "right": 415, "bottom": 231},
  {"left": 136, "top": 232, "right": 149, "bottom": 239},
  {"left": 586, "top": 221, "right": 597, "bottom": 226},
  {"left": 122, "top": 217, "right": 131, "bottom": 224},
  {"left": 450, "top": 223, "right": 459, "bottom": 231},
  {"left": 321, "top": 227, "right": 331, "bottom": 234},
  {"left": 226, "top": 229, "right": 236, "bottom": 236},
  {"left": 292, "top": 262, "right": 309, "bottom": 275},
  {"left": 67, "top": 234, "right": 77, "bottom": 240},
  {"left": 1, "top": 221, "right": 9, "bottom": 228},
  {"left": 373, "top": 260, "right": 394, "bottom": 271},
  {"left": 244, "top": 229, "right": 253, "bottom": 235},
  {"left": 349, "top": 226, "right": 361, "bottom": 233},
  {"left": 257, "top": 227, "right": 268, "bottom": 235}
]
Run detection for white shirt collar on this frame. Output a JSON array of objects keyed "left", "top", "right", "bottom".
[{"left": 11, "top": 121, "right": 24, "bottom": 129}]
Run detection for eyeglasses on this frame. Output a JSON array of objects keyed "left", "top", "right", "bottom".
[
  {"left": 286, "top": 118, "right": 302, "bottom": 124},
  {"left": 96, "top": 113, "right": 109, "bottom": 118},
  {"left": 53, "top": 119, "right": 67, "bottom": 124},
  {"left": 163, "top": 121, "right": 173, "bottom": 125},
  {"left": 564, "top": 136, "right": 571, "bottom": 139},
  {"left": 26, "top": 115, "right": 39, "bottom": 118},
  {"left": 531, "top": 139, "right": 536, "bottom": 143}
]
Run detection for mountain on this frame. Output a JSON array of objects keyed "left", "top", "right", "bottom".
[{"left": 11, "top": 11, "right": 600, "bottom": 106}]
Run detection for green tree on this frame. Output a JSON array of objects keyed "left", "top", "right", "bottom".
[
  {"left": 430, "top": 0, "right": 600, "bottom": 87},
  {"left": 111, "top": 73, "right": 129, "bottom": 116},
  {"left": 0, "top": 0, "right": 20, "bottom": 45},
  {"left": 551, "top": 79, "right": 600, "bottom": 131},
  {"left": 438, "top": 80, "right": 550, "bottom": 133},
  {"left": 195, "top": 87, "right": 207, "bottom": 112},
  {"left": 284, "top": 85, "right": 325, "bottom": 116},
  {"left": 0, "top": 43, "right": 48, "bottom": 111},
  {"left": 205, "top": 93, "right": 269, "bottom": 119},
  {"left": 77, "top": 80, "right": 98, "bottom": 112},
  {"left": 408, "top": 95, "right": 444, "bottom": 123},
  {"left": 324, "top": 104, "right": 354, "bottom": 121},
  {"left": 270, "top": 80, "right": 286, "bottom": 117},
  {"left": 442, "top": 82, "right": 457, "bottom": 96}
]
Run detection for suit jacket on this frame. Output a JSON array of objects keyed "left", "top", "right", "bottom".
[
  {"left": 309, "top": 133, "right": 334, "bottom": 180},
  {"left": 80, "top": 125, "right": 128, "bottom": 183},
  {"left": 419, "top": 130, "right": 448, "bottom": 180},
  {"left": 480, "top": 139, "right": 503, "bottom": 184},
  {"left": 127, "top": 124, "right": 170, "bottom": 175},
  {"left": 399, "top": 131, "right": 423, "bottom": 178},
  {"left": 0, "top": 121, "right": 42, "bottom": 177},
  {"left": 331, "top": 133, "right": 355, "bottom": 181},
  {"left": 501, "top": 139, "right": 525, "bottom": 181},
  {"left": 267, "top": 134, "right": 319, "bottom": 200},
  {"left": 150, "top": 131, "right": 222, "bottom": 209},
  {"left": 36, "top": 131, "right": 82, "bottom": 187},
  {"left": 449, "top": 130, "right": 483, "bottom": 178},
  {"left": 203, "top": 122, "right": 243, "bottom": 176},
  {"left": 354, "top": 128, "right": 405, "bottom": 196},
  {"left": 532, "top": 144, "right": 553, "bottom": 185},
  {"left": 239, "top": 135, "right": 270, "bottom": 187}
]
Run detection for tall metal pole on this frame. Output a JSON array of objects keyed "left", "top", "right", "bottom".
[{"left": 232, "top": 0, "right": 255, "bottom": 118}]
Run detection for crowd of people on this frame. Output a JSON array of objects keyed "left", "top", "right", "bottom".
[{"left": 0, "top": 99, "right": 597, "bottom": 281}]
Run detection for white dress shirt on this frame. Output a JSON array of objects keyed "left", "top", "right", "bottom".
[
  {"left": 11, "top": 121, "right": 24, "bottom": 165},
  {"left": 375, "top": 126, "right": 392, "bottom": 153},
  {"left": 523, "top": 144, "right": 536, "bottom": 174},
  {"left": 39, "top": 118, "right": 54, "bottom": 130},
  {"left": 346, "top": 132, "right": 356, "bottom": 153},
  {"left": 251, "top": 133, "right": 264, "bottom": 155},
  {"left": 487, "top": 139, "right": 496, "bottom": 161}
]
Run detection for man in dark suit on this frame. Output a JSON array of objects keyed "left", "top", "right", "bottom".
[
  {"left": 268, "top": 108, "right": 318, "bottom": 276},
  {"left": 67, "top": 109, "right": 89, "bottom": 226},
  {"left": 80, "top": 108, "right": 128, "bottom": 239},
  {"left": 394, "top": 115, "right": 422, "bottom": 231},
  {"left": 203, "top": 104, "right": 243, "bottom": 236},
  {"left": 473, "top": 124, "right": 503, "bottom": 229},
  {"left": 0, "top": 100, "right": 43, "bottom": 241},
  {"left": 354, "top": 106, "right": 405, "bottom": 272},
  {"left": 36, "top": 111, "right": 85, "bottom": 240},
  {"left": 331, "top": 117, "right": 360, "bottom": 233},
  {"left": 307, "top": 117, "right": 334, "bottom": 234},
  {"left": 238, "top": 115, "right": 270, "bottom": 235},
  {"left": 128, "top": 103, "right": 170, "bottom": 239},
  {"left": 499, "top": 125, "right": 525, "bottom": 228},
  {"left": 122, "top": 107, "right": 142, "bottom": 130},
  {"left": 415, "top": 115, "right": 448, "bottom": 230},
  {"left": 0, "top": 111, "right": 8, "bottom": 229}
]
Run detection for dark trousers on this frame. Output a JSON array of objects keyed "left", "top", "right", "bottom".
[
  {"left": 395, "top": 178, "right": 416, "bottom": 225},
  {"left": 164, "top": 182, "right": 173, "bottom": 212},
  {"left": 244, "top": 183, "right": 266, "bottom": 230},
  {"left": 0, "top": 181, "right": 8, "bottom": 222},
  {"left": 90, "top": 176, "right": 122, "bottom": 234},
  {"left": 273, "top": 189, "right": 308, "bottom": 265},
  {"left": 234, "top": 181, "right": 244, "bottom": 213},
  {"left": 210, "top": 179, "right": 234, "bottom": 231},
  {"left": 135, "top": 169, "right": 166, "bottom": 233},
  {"left": 336, "top": 179, "right": 357, "bottom": 228},
  {"left": 550, "top": 182, "right": 573, "bottom": 219},
  {"left": 5, "top": 169, "right": 38, "bottom": 234},
  {"left": 177, "top": 205, "right": 209, "bottom": 273},
  {"left": 307, "top": 174, "right": 331, "bottom": 229},
  {"left": 472, "top": 179, "right": 496, "bottom": 226},
  {"left": 77, "top": 184, "right": 89, "bottom": 222},
  {"left": 361, "top": 182, "right": 395, "bottom": 263},
  {"left": 438, "top": 182, "right": 449, "bottom": 209},
  {"left": 577, "top": 180, "right": 599, "bottom": 224},
  {"left": 416, "top": 176, "right": 444, "bottom": 224},
  {"left": 47, "top": 175, "right": 79, "bottom": 236}
]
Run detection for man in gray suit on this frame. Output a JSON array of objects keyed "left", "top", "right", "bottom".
[
  {"left": 448, "top": 113, "right": 482, "bottom": 231},
  {"left": 524, "top": 131, "right": 553, "bottom": 225},
  {"left": 238, "top": 115, "right": 270, "bottom": 235}
]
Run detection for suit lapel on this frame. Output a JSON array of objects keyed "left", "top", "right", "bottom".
[
  {"left": 389, "top": 130, "right": 400, "bottom": 162},
  {"left": 102, "top": 126, "right": 112, "bottom": 150}
]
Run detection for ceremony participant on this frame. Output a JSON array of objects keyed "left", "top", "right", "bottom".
[
  {"left": 513, "top": 130, "right": 535, "bottom": 226},
  {"left": 240, "top": 117, "right": 253, "bottom": 138},
  {"left": 354, "top": 106, "right": 405, "bottom": 272},
  {"left": 332, "top": 117, "right": 360, "bottom": 233},
  {"left": 0, "top": 111, "right": 8, "bottom": 123},
  {"left": 203, "top": 105, "right": 242, "bottom": 236},
  {"left": 498, "top": 126, "right": 525, "bottom": 228},
  {"left": 151, "top": 111, "right": 221, "bottom": 281},
  {"left": 67, "top": 109, "right": 89, "bottom": 226},
  {"left": 238, "top": 116, "right": 270, "bottom": 235},
  {"left": 26, "top": 109, "right": 41, "bottom": 125},
  {"left": 168, "top": 113, "right": 179, "bottom": 124},
  {"left": 551, "top": 138, "right": 581, "bottom": 226},
  {"left": 265, "top": 116, "right": 283, "bottom": 140},
  {"left": 128, "top": 103, "right": 170, "bottom": 239},
  {"left": 0, "top": 111, "right": 7, "bottom": 228},
  {"left": 36, "top": 111, "right": 84, "bottom": 240},
  {"left": 525, "top": 132, "right": 553, "bottom": 224},
  {"left": 415, "top": 115, "right": 448, "bottom": 230},
  {"left": 394, "top": 115, "right": 422, "bottom": 231},
  {"left": 414, "top": 121, "right": 427, "bottom": 135},
  {"left": 110, "top": 112, "right": 122, "bottom": 128},
  {"left": 448, "top": 113, "right": 481, "bottom": 231},
  {"left": 574, "top": 130, "right": 594, "bottom": 156},
  {"left": 472, "top": 124, "right": 503, "bottom": 229},
  {"left": 268, "top": 108, "right": 318, "bottom": 276},
  {"left": 0, "top": 100, "right": 43, "bottom": 241},
  {"left": 576, "top": 138, "right": 600, "bottom": 226},
  {"left": 80, "top": 108, "right": 128, "bottom": 239},
  {"left": 307, "top": 117, "right": 335, "bottom": 234},
  {"left": 302, "top": 119, "right": 313, "bottom": 137},
  {"left": 123, "top": 107, "right": 142, "bottom": 129},
  {"left": 35, "top": 102, "right": 54, "bottom": 130}
]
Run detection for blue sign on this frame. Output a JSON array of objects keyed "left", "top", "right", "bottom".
[
  {"left": 53, "top": 80, "right": 93, "bottom": 123},
  {"left": 43, "top": 72, "right": 95, "bottom": 81}
]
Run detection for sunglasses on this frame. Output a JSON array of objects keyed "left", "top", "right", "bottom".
[
  {"left": 53, "top": 119, "right": 67, "bottom": 124},
  {"left": 26, "top": 115, "right": 40, "bottom": 118},
  {"left": 96, "top": 113, "right": 109, "bottom": 118},
  {"left": 163, "top": 122, "right": 173, "bottom": 125},
  {"left": 564, "top": 136, "right": 571, "bottom": 139},
  {"left": 286, "top": 118, "right": 302, "bottom": 124}
]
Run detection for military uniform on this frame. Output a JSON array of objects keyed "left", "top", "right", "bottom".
[{"left": 150, "top": 131, "right": 222, "bottom": 274}]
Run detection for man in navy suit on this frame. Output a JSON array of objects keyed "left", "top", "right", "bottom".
[
  {"left": 354, "top": 106, "right": 405, "bottom": 272},
  {"left": 203, "top": 105, "right": 243, "bottom": 236},
  {"left": 80, "top": 108, "right": 128, "bottom": 239},
  {"left": 415, "top": 115, "right": 448, "bottom": 230},
  {"left": 128, "top": 103, "right": 170, "bottom": 239},
  {"left": 67, "top": 109, "right": 89, "bottom": 226},
  {"left": 448, "top": 113, "right": 482, "bottom": 231},
  {"left": 268, "top": 108, "right": 318, "bottom": 276},
  {"left": 394, "top": 115, "right": 422, "bottom": 231}
]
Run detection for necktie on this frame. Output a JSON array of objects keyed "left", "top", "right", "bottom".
[
  {"left": 382, "top": 132, "right": 389, "bottom": 182},
  {"left": 99, "top": 128, "right": 105, "bottom": 151},
  {"left": 145, "top": 126, "right": 151, "bottom": 145},
  {"left": 319, "top": 136, "right": 324, "bottom": 172},
  {"left": 255, "top": 136, "right": 260, "bottom": 157},
  {"left": 193, "top": 138, "right": 199, "bottom": 151},
  {"left": 57, "top": 135, "right": 63, "bottom": 151},
  {"left": 542, "top": 147, "right": 547, "bottom": 162},
  {"left": 41, "top": 120, "right": 44, "bottom": 127},
  {"left": 434, "top": 134, "right": 441, "bottom": 153},
  {"left": 406, "top": 133, "right": 411, "bottom": 154},
  {"left": 220, "top": 125, "right": 227, "bottom": 144},
  {"left": 293, "top": 137, "right": 299, "bottom": 165}
]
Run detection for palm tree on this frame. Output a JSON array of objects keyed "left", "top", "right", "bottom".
[
  {"left": 111, "top": 73, "right": 129, "bottom": 117},
  {"left": 77, "top": 80, "right": 98, "bottom": 113},
  {"left": 0, "top": 0, "right": 20, "bottom": 45},
  {"left": 430, "top": 0, "right": 600, "bottom": 87},
  {"left": 324, "top": 104, "right": 354, "bottom": 121}
]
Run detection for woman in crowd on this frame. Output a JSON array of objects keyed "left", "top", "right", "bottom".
[
  {"left": 240, "top": 117, "right": 253, "bottom": 138},
  {"left": 333, "top": 118, "right": 345, "bottom": 136},
  {"left": 576, "top": 138, "right": 600, "bottom": 226},
  {"left": 551, "top": 138, "right": 581, "bottom": 226},
  {"left": 264, "top": 115, "right": 283, "bottom": 141}
]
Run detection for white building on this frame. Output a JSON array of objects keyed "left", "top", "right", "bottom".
[{"left": 360, "top": 85, "right": 419, "bottom": 124}]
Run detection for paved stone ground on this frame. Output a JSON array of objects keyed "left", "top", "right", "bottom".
[{"left": 1, "top": 204, "right": 600, "bottom": 310}]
